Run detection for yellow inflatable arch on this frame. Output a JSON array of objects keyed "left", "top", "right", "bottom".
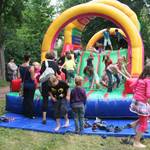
[
  {"left": 89, "top": 0, "right": 140, "bottom": 30},
  {"left": 86, "top": 28, "right": 126, "bottom": 49},
  {"left": 41, "top": 3, "right": 143, "bottom": 76},
  {"left": 63, "top": 0, "right": 140, "bottom": 54}
]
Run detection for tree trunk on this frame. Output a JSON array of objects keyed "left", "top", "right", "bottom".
[{"left": 0, "top": 46, "right": 5, "bottom": 80}]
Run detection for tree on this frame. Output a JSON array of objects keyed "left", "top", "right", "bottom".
[
  {"left": 4, "top": 0, "right": 55, "bottom": 64},
  {"left": 0, "top": 0, "right": 25, "bottom": 79}
]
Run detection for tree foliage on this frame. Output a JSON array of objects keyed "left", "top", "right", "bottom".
[
  {"left": 1, "top": 0, "right": 150, "bottom": 66},
  {"left": 4, "top": 0, "right": 55, "bottom": 64}
]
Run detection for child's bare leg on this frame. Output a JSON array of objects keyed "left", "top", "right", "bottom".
[
  {"left": 63, "top": 114, "right": 69, "bottom": 127},
  {"left": 55, "top": 118, "right": 61, "bottom": 131}
]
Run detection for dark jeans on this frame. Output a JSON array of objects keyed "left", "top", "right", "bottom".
[
  {"left": 66, "top": 70, "right": 74, "bottom": 82},
  {"left": 106, "top": 70, "right": 120, "bottom": 92},
  {"left": 41, "top": 81, "right": 49, "bottom": 112},
  {"left": 53, "top": 98, "right": 68, "bottom": 119},
  {"left": 23, "top": 87, "right": 35, "bottom": 117},
  {"left": 72, "top": 105, "right": 85, "bottom": 132}
]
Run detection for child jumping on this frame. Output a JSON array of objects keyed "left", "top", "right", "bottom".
[
  {"left": 129, "top": 65, "right": 150, "bottom": 148},
  {"left": 70, "top": 76, "right": 87, "bottom": 133}
]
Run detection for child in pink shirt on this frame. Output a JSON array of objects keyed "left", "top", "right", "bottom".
[
  {"left": 129, "top": 65, "right": 150, "bottom": 148},
  {"left": 32, "top": 62, "right": 41, "bottom": 88}
]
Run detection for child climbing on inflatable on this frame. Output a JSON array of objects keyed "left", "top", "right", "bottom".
[
  {"left": 61, "top": 51, "right": 76, "bottom": 83},
  {"left": 106, "top": 58, "right": 127, "bottom": 92},
  {"left": 128, "top": 65, "right": 150, "bottom": 148},
  {"left": 70, "top": 76, "right": 87, "bottom": 133},
  {"left": 83, "top": 53, "right": 94, "bottom": 88}
]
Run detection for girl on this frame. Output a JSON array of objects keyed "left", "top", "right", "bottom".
[
  {"left": 83, "top": 53, "right": 94, "bottom": 88},
  {"left": 129, "top": 65, "right": 150, "bottom": 148}
]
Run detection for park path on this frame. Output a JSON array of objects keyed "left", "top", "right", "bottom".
[{"left": 0, "top": 86, "right": 9, "bottom": 99}]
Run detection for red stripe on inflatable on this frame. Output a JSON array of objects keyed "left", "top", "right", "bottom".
[
  {"left": 87, "top": 90, "right": 95, "bottom": 97},
  {"left": 122, "top": 90, "right": 127, "bottom": 98},
  {"left": 117, "top": 48, "right": 120, "bottom": 58},
  {"left": 104, "top": 93, "right": 109, "bottom": 99},
  {"left": 97, "top": 54, "right": 101, "bottom": 73},
  {"left": 77, "top": 51, "right": 84, "bottom": 74}
]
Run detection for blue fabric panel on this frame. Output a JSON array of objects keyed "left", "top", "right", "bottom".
[
  {"left": 0, "top": 113, "right": 150, "bottom": 138},
  {"left": 6, "top": 95, "right": 137, "bottom": 118}
]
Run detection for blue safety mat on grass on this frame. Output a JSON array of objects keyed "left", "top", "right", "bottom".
[{"left": 0, "top": 113, "right": 150, "bottom": 138}]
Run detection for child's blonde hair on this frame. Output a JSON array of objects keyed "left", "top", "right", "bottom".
[
  {"left": 32, "top": 62, "right": 41, "bottom": 68},
  {"left": 75, "top": 76, "right": 83, "bottom": 86},
  {"left": 49, "top": 75, "right": 58, "bottom": 84}
]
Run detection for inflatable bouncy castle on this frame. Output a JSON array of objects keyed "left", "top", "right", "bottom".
[{"left": 6, "top": 0, "right": 144, "bottom": 119}]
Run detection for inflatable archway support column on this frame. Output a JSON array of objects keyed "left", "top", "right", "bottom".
[
  {"left": 41, "top": 3, "right": 143, "bottom": 76},
  {"left": 86, "top": 28, "right": 126, "bottom": 49}
]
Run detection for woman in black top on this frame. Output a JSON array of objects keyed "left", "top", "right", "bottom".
[
  {"left": 19, "top": 54, "right": 36, "bottom": 118},
  {"left": 40, "top": 51, "right": 61, "bottom": 124}
]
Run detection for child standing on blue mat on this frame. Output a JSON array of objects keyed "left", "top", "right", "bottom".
[
  {"left": 70, "top": 76, "right": 87, "bottom": 133},
  {"left": 129, "top": 65, "right": 150, "bottom": 148}
]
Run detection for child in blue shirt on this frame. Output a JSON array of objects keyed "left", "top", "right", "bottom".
[
  {"left": 103, "top": 28, "right": 113, "bottom": 51},
  {"left": 70, "top": 76, "right": 87, "bottom": 133}
]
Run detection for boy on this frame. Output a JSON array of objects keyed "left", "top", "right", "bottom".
[
  {"left": 70, "top": 76, "right": 87, "bottom": 133},
  {"left": 103, "top": 28, "right": 113, "bottom": 51}
]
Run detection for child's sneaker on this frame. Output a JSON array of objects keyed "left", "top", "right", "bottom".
[
  {"left": 54, "top": 126, "right": 60, "bottom": 131},
  {"left": 94, "top": 117, "right": 101, "bottom": 123},
  {"left": 133, "top": 142, "right": 146, "bottom": 148},
  {"left": 62, "top": 119, "right": 69, "bottom": 128}
]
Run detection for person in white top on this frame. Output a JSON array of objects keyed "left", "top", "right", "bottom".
[{"left": 7, "top": 58, "right": 18, "bottom": 91}]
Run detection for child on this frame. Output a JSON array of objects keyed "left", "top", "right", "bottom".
[
  {"left": 102, "top": 55, "right": 112, "bottom": 70},
  {"left": 49, "top": 75, "right": 70, "bottom": 131},
  {"left": 95, "top": 42, "right": 104, "bottom": 53},
  {"left": 61, "top": 52, "right": 76, "bottom": 83},
  {"left": 121, "top": 56, "right": 131, "bottom": 79},
  {"left": 70, "top": 76, "right": 87, "bottom": 133},
  {"left": 32, "top": 62, "right": 41, "bottom": 88},
  {"left": 129, "top": 65, "right": 150, "bottom": 148},
  {"left": 106, "top": 60, "right": 127, "bottom": 92},
  {"left": 103, "top": 28, "right": 113, "bottom": 51},
  {"left": 83, "top": 53, "right": 94, "bottom": 88}
]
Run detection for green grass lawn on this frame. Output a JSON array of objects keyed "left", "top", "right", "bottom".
[{"left": 0, "top": 99, "right": 150, "bottom": 150}]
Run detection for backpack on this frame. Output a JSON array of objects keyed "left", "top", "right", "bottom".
[{"left": 39, "top": 60, "right": 54, "bottom": 83}]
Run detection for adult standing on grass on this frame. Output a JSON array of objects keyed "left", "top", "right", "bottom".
[
  {"left": 49, "top": 75, "right": 70, "bottom": 131},
  {"left": 6, "top": 57, "right": 18, "bottom": 90},
  {"left": 19, "top": 54, "right": 36, "bottom": 119},
  {"left": 40, "top": 52, "right": 61, "bottom": 124},
  {"left": 103, "top": 28, "right": 113, "bottom": 51}
]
